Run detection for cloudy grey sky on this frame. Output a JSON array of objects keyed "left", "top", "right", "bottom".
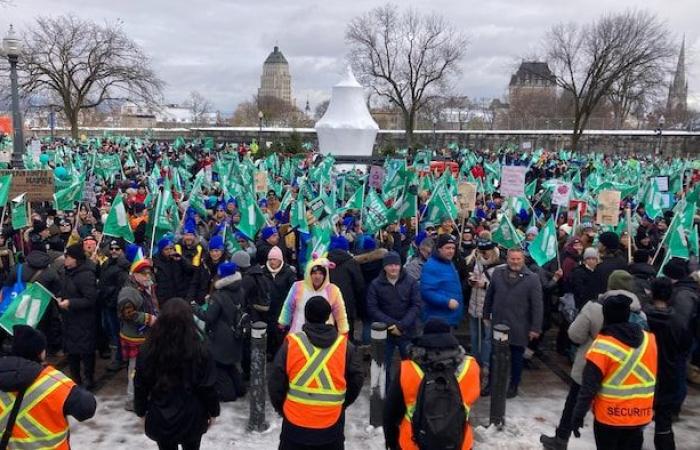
[{"left": 1, "top": 0, "right": 697, "bottom": 114}]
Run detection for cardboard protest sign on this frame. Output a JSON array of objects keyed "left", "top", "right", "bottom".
[
  {"left": 500, "top": 166, "right": 527, "bottom": 197},
  {"left": 457, "top": 182, "right": 477, "bottom": 213},
  {"left": 596, "top": 190, "right": 621, "bottom": 226}
]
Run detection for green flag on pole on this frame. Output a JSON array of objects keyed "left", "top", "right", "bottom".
[
  {"left": 492, "top": 214, "right": 523, "bottom": 249},
  {"left": 10, "top": 193, "right": 28, "bottom": 230},
  {"left": 364, "top": 190, "right": 390, "bottom": 235},
  {"left": 237, "top": 193, "right": 267, "bottom": 240},
  {"left": 529, "top": 218, "right": 558, "bottom": 266},
  {"left": 103, "top": 193, "right": 135, "bottom": 242},
  {"left": 290, "top": 198, "right": 309, "bottom": 234},
  {"left": 0, "top": 282, "right": 54, "bottom": 334},
  {"left": 53, "top": 178, "right": 85, "bottom": 211},
  {"left": 0, "top": 174, "right": 12, "bottom": 206},
  {"left": 345, "top": 185, "right": 364, "bottom": 210}
]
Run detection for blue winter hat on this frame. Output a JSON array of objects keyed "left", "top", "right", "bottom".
[
  {"left": 329, "top": 235, "right": 350, "bottom": 251},
  {"left": 261, "top": 226, "right": 278, "bottom": 241},
  {"left": 342, "top": 216, "right": 355, "bottom": 231},
  {"left": 183, "top": 218, "right": 196, "bottom": 235},
  {"left": 415, "top": 230, "right": 428, "bottom": 246},
  {"left": 258, "top": 198, "right": 268, "bottom": 207},
  {"left": 215, "top": 201, "right": 226, "bottom": 211},
  {"left": 234, "top": 231, "right": 248, "bottom": 242},
  {"left": 226, "top": 197, "right": 237, "bottom": 208},
  {"left": 362, "top": 236, "right": 377, "bottom": 251},
  {"left": 274, "top": 210, "right": 289, "bottom": 224},
  {"left": 157, "top": 237, "right": 174, "bottom": 253},
  {"left": 209, "top": 235, "right": 225, "bottom": 251},
  {"left": 217, "top": 261, "right": 238, "bottom": 278},
  {"left": 125, "top": 243, "right": 144, "bottom": 264}
]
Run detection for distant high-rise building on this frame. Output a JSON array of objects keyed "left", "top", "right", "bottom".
[
  {"left": 667, "top": 37, "right": 688, "bottom": 117},
  {"left": 258, "top": 46, "right": 292, "bottom": 104}
]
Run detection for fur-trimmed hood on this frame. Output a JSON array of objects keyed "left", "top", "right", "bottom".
[
  {"left": 353, "top": 248, "right": 388, "bottom": 265},
  {"left": 214, "top": 272, "right": 242, "bottom": 290}
]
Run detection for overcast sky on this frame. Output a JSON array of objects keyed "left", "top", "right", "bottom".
[{"left": 1, "top": 0, "right": 697, "bottom": 114}]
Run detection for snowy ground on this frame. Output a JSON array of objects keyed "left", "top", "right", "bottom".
[{"left": 68, "top": 351, "right": 700, "bottom": 450}]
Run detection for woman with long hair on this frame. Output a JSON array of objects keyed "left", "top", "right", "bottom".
[{"left": 134, "top": 298, "right": 220, "bottom": 450}]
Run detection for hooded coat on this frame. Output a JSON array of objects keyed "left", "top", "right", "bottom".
[
  {"left": 420, "top": 252, "right": 464, "bottom": 327},
  {"left": 278, "top": 257, "right": 349, "bottom": 334},
  {"left": 59, "top": 261, "right": 98, "bottom": 355}
]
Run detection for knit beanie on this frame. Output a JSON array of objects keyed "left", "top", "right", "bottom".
[
  {"left": 603, "top": 294, "right": 632, "bottom": 325},
  {"left": 598, "top": 231, "right": 620, "bottom": 251},
  {"left": 663, "top": 257, "right": 689, "bottom": 280},
  {"left": 261, "top": 226, "right": 278, "bottom": 241},
  {"left": 12, "top": 325, "right": 47, "bottom": 362},
  {"left": 231, "top": 250, "right": 251, "bottom": 269},
  {"left": 329, "top": 235, "right": 350, "bottom": 252},
  {"left": 217, "top": 261, "right": 238, "bottom": 278},
  {"left": 208, "top": 235, "right": 225, "bottom": 251},
  {"left": 607, "top": 270, "right": 635, "bottom": 292},
  {"left": 305, "top": 296, "right": 331, "bottom": 324},
  {"left": 436, "top": 233, "right": 457, "bottom": 249},
  {"left": 267, "top": 246, "right": 283, "bottom": 261},
  {"left": 157, "top": 237, "right": 175, "bottom": 254},
  {"left": 412, "top": 318, "right": 460, "bottom": 349},
  {"left": 65, "top": 243, "right": 86, "bottom": 262},
  {"left": 383, "top": 251, "right": 401, "bottom": 267}
]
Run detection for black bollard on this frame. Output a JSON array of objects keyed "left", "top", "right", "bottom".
[
  {"left": 369, "top": 322, "right": 387, "bottom": 428},
  {"left": 247, "top": 321, "right": 269, "bottom": 432},
  {"left": 489, "top": 324, "right": 510, "bottom": 429}
]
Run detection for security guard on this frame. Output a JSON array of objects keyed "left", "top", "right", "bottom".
[
  {"left": 269, "top": 296, "right": 364, "bottom": 450},
  {"left": 384, "top": 318, "right": 480, "bottom": 450},
  {"left": 571, "top": 294, "right": 657, "bottom": 449},
  {"left": 0, "top": 325, "right": 96, "bottom": 449}
]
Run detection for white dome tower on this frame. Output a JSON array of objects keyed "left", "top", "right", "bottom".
[{"left": 315, "top": 67, "right": 379, "bottom": 156}]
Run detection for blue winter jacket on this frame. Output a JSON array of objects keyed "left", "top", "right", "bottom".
[{"left": 420, "top": 253, "right": 464, "bottom": 326}]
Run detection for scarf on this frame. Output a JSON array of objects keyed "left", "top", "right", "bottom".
[{"left": 266, "top": 261, "right": 283, "bottom": 277}]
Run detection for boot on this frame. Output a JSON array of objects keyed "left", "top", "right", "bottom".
[
  {"left": 83, "top": 354, "right": 96, "bottom": 391},
  {"left": 540, "top": 434, "right": 568, "bottom": 450},
  {"left": 67, "top": 354, "right": 82, "bottom": 386},
  {"left": 506, "top": 384, "right": 518, "bottom": 399}
]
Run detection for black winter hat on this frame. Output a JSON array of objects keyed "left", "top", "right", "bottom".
[
  {"left": 477, "top": 238, "right": 496, "bottom": 251},
  {"left": 412, "top": 318, "right": 460, "bottom": 349},
  {"left": 603, "top": 294, "right": 632, "bottom": 325},
  {"left": 12, "top": 325, "right": 47, "bottom": 362},
  {"left": 663, "top": 257, "right": 689, "bottom": 280},
  {"left": 383, "top": 251, "right": 401, "bottom": 267},
  {"left": 598, "top": 231, "right": 620, "bottom": 251},
  {"left": 305, "top": 296, "right": 331, "bottom": 324},
  {"left": 436, "top": 233, "right": 457, "bottom": 249},
  {"left": 32, "top": 220, "right": 47, "bottom": 234},
  {"left": 65, "top": 243, "right": 86, "bottom": 262},
  {"left": 632, "top": 249, "right": 650, "bottom": 264}
]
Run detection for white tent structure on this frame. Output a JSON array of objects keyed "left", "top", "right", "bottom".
[{"left": 315, "top": 67, "right": 379, "bottom": 156}]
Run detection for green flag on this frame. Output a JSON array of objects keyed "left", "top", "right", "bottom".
[
  {"left": 0, "top": 174, "right": 12, "bottom": 206},
  {"left": 364, "top": 190, "right": 390, "bottom": 235},
  {"left": 690, "top": 225, "right": 699, "bottom": 257},
  {"left": 290, "top": 198, "right": 309, "bottom": 234},
  {"left": 53, "top": 178, "right": 85, "bottom": 211},
  {"left": 492, "top": 214, "right": 523, "bottom": 249},
  {"left": 10, "top": 193, "right": 28, "bottom": 230},
  {"left": 525, "top": 179, "right": 537, "bottom": 198},
  {"left": 529, "top": 218, "right": 558, "bottom": 266},
  {"left": 0, "top": 282, "right": 54, "bottom": 334},
  {"left": 345, "top": 185, "right": 364, "bottom": 210},
  {"left": 279, "top": 190, "right": 294, "bottom": 213},
  {"left": 425, "top": 183, "right": 458, "bottom": 224},
  {"left": 237, "top": 193, "right": 267, "bottom": 240},
  {"left": 103, "top": 193, "right": 135, "bottom": 242}
]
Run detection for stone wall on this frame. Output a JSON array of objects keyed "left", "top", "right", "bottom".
[{"left": 29, "top": 127, "right": 700, "bottom": 155}]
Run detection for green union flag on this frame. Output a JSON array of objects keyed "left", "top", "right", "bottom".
[
  {"left": 290, "top": 198, "right": 309, "bottom": 234},
  {"left": 103, "top": 193, "right": 135, "bottom": 242},
  {"left": 0, "top": 174, "right": 12, "bottom": 206},
  {"left": 0, "top": 282, "right": 53, "bottom": 334},
  {"left": 10, "top": 193, "right": 28, "bottom": 230},
  {"left": 492, "top": 214, "right": 523, "bottom": 249},
  {"left": 237, "top": 193, "right": 267, "bottom": 240},
  {"left": 53, "top": 177, "right": 84, "bottom": 211},
  {"left": 530, "top": 218, "right": 558, "bottom": 266},
  {"left": 364, "top": 190, "right": 390, "bottom": 235}
]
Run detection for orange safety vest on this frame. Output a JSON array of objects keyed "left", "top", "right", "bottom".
[
  {"left": 282, "top": 331, "right": 348, "bottom": 429},
  {"left": 586, "top": 330, "right": 657, "bottom": 427},
  {"left": 0, "top": 365, "right": 76, "bottom": 449},
  {"left": 398, "top": 356, "right": 480, "bottom": 450}
]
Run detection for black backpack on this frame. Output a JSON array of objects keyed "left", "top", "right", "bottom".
[
  {"left": 411, "top": 362, "right": 466, "bottom": 450},
  {"left": 250, "top": 272, "right": 273, "bottom": 312}
]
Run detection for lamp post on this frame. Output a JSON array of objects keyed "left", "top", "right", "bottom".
[
  {"left": 3, "top": 25, "right": 24, "bottom": 169},
  {"left": 432, "top": 117, "right": 437, "bottom": 152},
  {"left": 257, "top": 111, "right": 264, "bottom": 150},
  {"left": 655, "top": 115, "right": 665, "bottom": 156}
]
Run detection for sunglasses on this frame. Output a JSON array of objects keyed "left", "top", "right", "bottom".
[{"left": 110, "top": 247, "right": 121, "bottom": 251}]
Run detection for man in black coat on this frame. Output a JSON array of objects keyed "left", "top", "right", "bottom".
[
  {"left": 570, "top": 247, "right": 600, "bottom": 310},
  {"left": 366, "top": 251, "right": 421, "bottom": 386},
  {"left": 327, "top": 235, "right": 365, "bottom": 343},
  {"left": 98, "top": 239, "right": 130, "bottom": 371},
  {"left": 268, "top": 297, "right": 364, "bottom": 450},
  {"left": 628, "top": 249, "right": 655, "bottom": 305},
  {"left": 647, "top": 277, "right": 693, "bottom": 450},
  {"left": 58, "top": 243, "right": 98, "bottom": 389},
  {"left": 153, "top": 237, "right": 193, "bottom": 306},
  {"left": 592, "top": 232, "right": 628, "bottom": 298}
]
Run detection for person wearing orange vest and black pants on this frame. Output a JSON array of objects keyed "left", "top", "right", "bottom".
[
  {"left": 570, "top": 294, "right": 657, "bottom": 449},
  {"left": 269, "top": 296, "right": 364, "bottom": 450},
  {"left": 384, "top": 318, "right": 480, "bottom": 450},
  {"left": 0, "top": 325, "right": 96, "bottom": 449}
]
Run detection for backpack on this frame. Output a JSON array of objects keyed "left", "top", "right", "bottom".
[
  {"left": 249, "top": 272, "right": 272, "bottom": 313},
  {"left": 222, "top": 293, "right": 250, "bottom": 340},
  {"left": 411, "top": 361, "right": 466, "bottom": 450}
]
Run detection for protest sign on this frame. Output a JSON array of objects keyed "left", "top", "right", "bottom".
[
  {"left": 254, "top": 171, "right": 268, "bottom": 193},
  {"left": 368, "top": 165, "right": 385, "bottom": 189},
  {"left": 0, "top": 170, "right": 54, "bottom": 202},
  {"left": 552, "top": 181, "right": 573, "bottom": 206},
  {"left": 500, "top": 166, "right": 527, "bottom": 197},
  {"left": 568, "top": 200, "right": 587, "bottom": 226},
  {"left": 596, "top": 190, "right": 621, "bottom": 226},
  {"left": 457, "top": 182, "right": 477, "bottom": 213}
]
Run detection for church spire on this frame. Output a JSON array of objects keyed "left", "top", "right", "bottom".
[{"left": 667, "top": 36, "right": 688, "bottom": 115}]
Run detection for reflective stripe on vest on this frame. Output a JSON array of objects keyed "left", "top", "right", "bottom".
[
  {"left": 589, "top": 332, "right": 655, "bottom": 399},
  {"left": 287, "top": 332, "right": 346, "bottom": 406},
  {"left": 403, "top": 358, "right": 472, "bottom": 423},
  {"left": 175, "top": 244, "right": 203, "bottom": 267},
  {"left": 0, "top": 366, "right": 73, "bottom": 450}
]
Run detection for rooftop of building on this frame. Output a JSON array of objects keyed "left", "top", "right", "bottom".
[
  {"left": 264, "top": 46, "right": 288, "bottom": 65},
  {"left": 509, "top": 61, "right": 556, "bottom": 86}
]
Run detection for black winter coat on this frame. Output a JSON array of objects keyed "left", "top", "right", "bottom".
[
  {"left": 153, "top": 253, "right": 193, "bottom": 305},
  {"left": 354, "top": 248, "right": 388, "bottom": 319},
  {"left": 591, "top": 252, "right": 628, "bottom": 297},
  {"left": 670, "top": 278, "right": 699, "bottom": 333},
  {"left": 263, "top": 263, "right": 297, "bottom": 321},
  {"left": 4, "top": 250, "right": 62, "bottom": 295},
  {"left": 646, "top": 305, "right": 693, "bottom": 407},
  {"left": 188, "top": 254, "right": 229, "bottom": 304},
  {"left": 192, "top": 273, "right": 245, "bottom": 365},
  {"left": 328, "top": 249, "right": 366, "bottom": 320},
  {"left": 366, "top": 271, "right": 421, "bottom": 337},
  {"left": 570, "top": 265, "right": 598, "bottom": 310},
  {"left": 98, "top": 256, "right": 130, "bottom": 309},
  {"left": 134, "top": 346, "right": 220, "bottom": 443},
  {"left": 268, "top": 323, "right": 363, "bottom": 445},
  {"left": 59, "top": 261, "right": 98, "bottom": 355}
]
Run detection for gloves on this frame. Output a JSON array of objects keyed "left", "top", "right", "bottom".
[{"left": 571, "top": 417, "right": 584, "bottom": 438}]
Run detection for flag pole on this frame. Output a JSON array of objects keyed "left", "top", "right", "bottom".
[
  {"left": 149, "top": 189, "right": 162, "bottom": 257},
  {"left": 555, "top": 204, "right": 562, "bottom": 270},
  {"left": 625, "top": 207, "right": 632, "bottom": 264}
]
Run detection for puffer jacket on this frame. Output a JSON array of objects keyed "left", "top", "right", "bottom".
[
  {"left": 567, "top": 289, "right": 645, "bottom": 384},
  {"left": 421, "top": 253, "right": 464, "bottom": 327},
  {"left": 59, "top": 261, "right": 98, "bottom": 355},
  {"left": 98, "top": 256, "right": 130, "bottom": 309}
]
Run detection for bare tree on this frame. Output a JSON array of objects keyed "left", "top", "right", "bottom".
[
  {"left": 544, "top": 10, "right": 673, "bottom": 149},
  {"left": 314, "top": 99, "right": 330, "bottom": 120},
  {"left": 606, "top": 61, "right": 667, "bottom": 128},
  {"left": 232, "top": 95, "right": 306, "bottom": 127},
  {"left": 346, "top": 3, "right": 468, "bottom": 150},
  {"left": 185, "top": 90, "right": 213, "bottom": 126},
  {"left": 18, "top": 15, "right": 163, "bottom": 138}
]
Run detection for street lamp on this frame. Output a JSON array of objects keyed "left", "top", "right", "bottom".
[
  {"left": 432, "top": 117, "right": 438, "bottom": 152},
  {"left": 655, "top": 115, "right": 665, "bottom": 156},
  {"left": 258, "top": 111, "right": 264, "bottom": 150},
  {"left": 3, "top": 25, "right": 24, "bottom": 169}
]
